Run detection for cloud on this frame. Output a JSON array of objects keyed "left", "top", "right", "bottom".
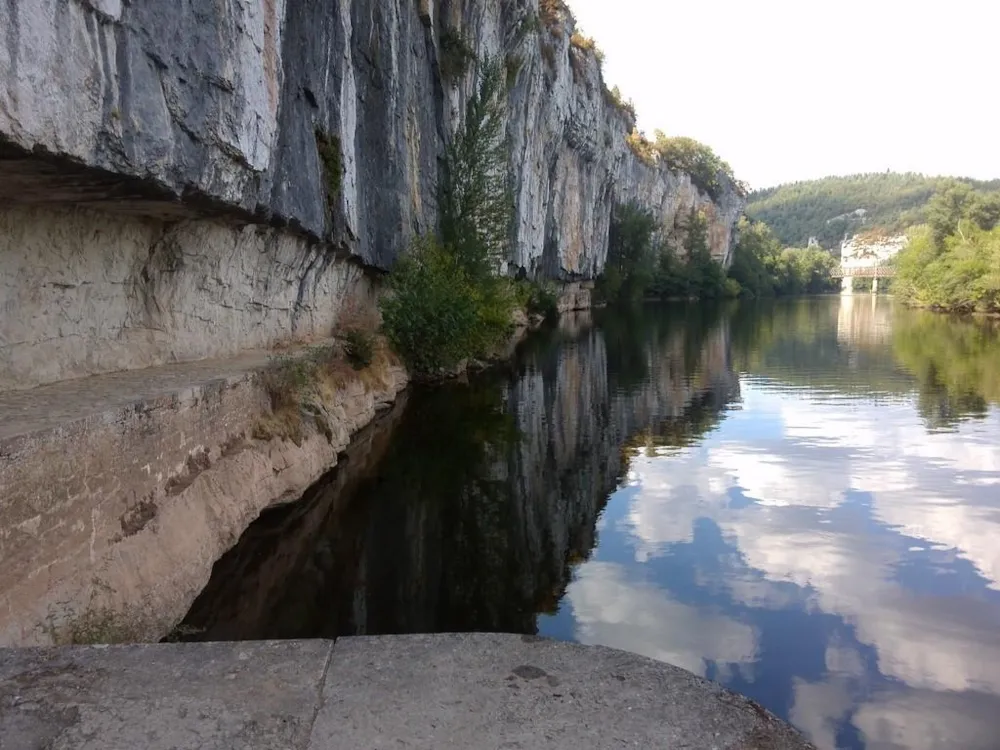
[{"left": 614, "top": 380, "right": 1000, "bottom": 696}]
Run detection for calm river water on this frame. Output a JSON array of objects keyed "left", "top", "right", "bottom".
[{"left": 178, "top": 296, "right": 1000, "bottom": 750}]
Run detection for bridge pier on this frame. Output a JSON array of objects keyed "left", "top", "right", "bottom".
[{"left": 841, "top": 276, "right": 853, "bottom": 295}]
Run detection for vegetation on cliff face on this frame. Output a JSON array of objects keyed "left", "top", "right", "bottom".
[
  {"left": 894, "top": 183, "right": 1000, "bottom": 313},
  {"left": 314, "top": 129, "right": 342, "bottom": 216},
  {"left": 382, "top": 55, "right": 518, "bottom": 375},
  {"left": 440, "top": 27, "right": 477, "bottom": 80},
  {"left": 596, "top": 203, "right": 730, "bottom": 305},
  {"left": 747, "top": 173, "right": 1000, "bottom": 249},
  {"left": 623, "top": 130, "right": 740, "bottom": 201},
  {"left": 727, "top": 218, "right": 838, "bottom": 298}
]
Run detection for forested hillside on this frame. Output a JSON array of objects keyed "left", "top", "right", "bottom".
[{"left": 747, "top": 173, "right": 1000, "bottom": 249}]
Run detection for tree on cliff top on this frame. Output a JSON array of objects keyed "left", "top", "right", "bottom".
[{"left": 653, "top": 132, "right": 736, "bottom": 202}]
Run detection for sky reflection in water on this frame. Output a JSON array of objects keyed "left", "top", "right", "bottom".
[{"left": 540, "top": 298, "right": 1000, "bottom": 750}]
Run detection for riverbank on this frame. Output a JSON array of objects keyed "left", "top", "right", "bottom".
[
  {"left": 0, "top": 340, "right": 407, "bottom": 647},
  {"left": 0, "top": 308, "right": 558, "bottom": 646},
  {"left": 0, "top": 633, "right": 813, "bottom": 749}
]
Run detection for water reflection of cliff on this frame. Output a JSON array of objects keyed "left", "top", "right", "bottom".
[{"left": 176, "top": 307, "right": 739, "bottom": 640}]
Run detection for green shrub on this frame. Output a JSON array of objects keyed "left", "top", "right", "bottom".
[
  {"left": 652, "top": 132, "right": 734, "bottom": 201},
  {"left": 343, "top": 329, "right": 375, "bottom": 370},
  {"left": 440, "top": 27, "right": 476, "bottom": 80},
  {"left": 314, "top": 129, "right": 342, "bottom": 212},
  {"left": 516, "top": 280, "right": 560, "bottom": 319},
  {"left": 381, "top": 237, "right": 514, "bottom": 374},
  {"left": 382, "top": 53, "right": 518, "bottom": 375}
]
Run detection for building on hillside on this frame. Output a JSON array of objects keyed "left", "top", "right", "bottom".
[{"left": 838, "top": 231, "right": 907, "bottom": 295}]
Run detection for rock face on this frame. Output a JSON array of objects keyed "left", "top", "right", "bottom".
[
  {"left": 0, "top": 0, "right": 744, "bottom": 388},
  {"left": 0, "top": 345, "right": 407, "bottom": 646},
  {"left": 0, "top": 0, "right": 742, "bottom": 272},
  {"left": 0, "top": 204, "right": 374, "bottom": 390}
]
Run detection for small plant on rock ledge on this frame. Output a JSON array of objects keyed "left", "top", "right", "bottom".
[
  {"left": 439, "top": 27, "right": 476, "bottom": 80},
  {"left": 343, "top": 328, "right": 375, "bottom": 370},
  {"left": 314, "top": 128, "right": 343, "bottom": 213}
]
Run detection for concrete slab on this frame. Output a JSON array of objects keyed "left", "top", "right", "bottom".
[
  {"left": 0, "top": 636, "right": 813, "bottom": 749},
  {"left": 0, "top": 641, "right": 333, "bottom": 750},
  {"left": 311, "top": 634, "right": 813, "bottom": 749}
]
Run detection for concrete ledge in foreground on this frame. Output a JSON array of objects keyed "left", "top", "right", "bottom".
[{"left": 0, "top": 634, "right": 814, "bottom": 749}]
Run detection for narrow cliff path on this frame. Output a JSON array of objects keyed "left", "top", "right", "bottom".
[
  {"left": 0, "top": 348, "right": 288, "bottom": 441},
  {"left": 0, "top": 343, "right": 407, "bottom": 649}
]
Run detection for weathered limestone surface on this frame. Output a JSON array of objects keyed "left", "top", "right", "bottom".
[
  {"left": 0, "top": 0, "right": 744, "bottom": 388},
  {"left": 0, "top": 349, "right": 407, "bottom": 646},
  {"left": 0, "top": 634, "right": 814, "bottom": 749},
  {"left": 0, "top": 0, "right": 743, "bottom": 272},
  {"left": 0, "top": 204, "right": 374, "bottom": 390}
]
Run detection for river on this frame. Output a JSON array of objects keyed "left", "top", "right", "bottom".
[{"left": 175, "top": 296, "right": 1000, "bottom": 750}]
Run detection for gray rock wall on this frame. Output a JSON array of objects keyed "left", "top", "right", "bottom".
[
  {"left": 0, "top": 0, "right": 743, "bottom": 275},
  {"left": 0, "top": 204, "right": 374, "bottom": 390}
]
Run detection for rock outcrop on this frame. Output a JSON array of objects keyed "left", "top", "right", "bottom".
[
  {"left": 0, "top": 344, "right": 407, "bottom": 646},
  {"left": 0, "top": 0, "right": 743, "bottom": 388},
  {"left": 1, "top": 0, "right": 742, "bottom": 270}
]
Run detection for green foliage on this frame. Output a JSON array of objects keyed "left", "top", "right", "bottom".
[
  {"left": 723, "top": 278, "right": 742, "bottom": 298},
  {"left": 625, "top": 129, "right": 657, "bottom": 166},
  {"left": 603, "top": 85, "right": 637, "bottom": 124},
  {"left": 598, "top": 202, "right": 659, "bottom": 304},
  {"left": 893, "top": 182, "right": 1000, "bottom": 313},
  {"left": 505, "top": 54, "right": 524, "bottom": 89},
  {"left": 598, "top": 204, "right": 730, "bottom": 304},
  {"left": 381, "top": 237, "right": 515, "bottom": 374},
  {"left": 925, "top": 181, "right": 1000, "bottom": 246},
  {"left": 895, "top": 225, "right": 1000, "bottom": 313},
  {"left": 747, "top": 172, "right": 1000, "bottom": 249},
  {"left": 652, "top": 132, "right": 737, "bottom": 201},
  {"left": 383, "top": 54, "right": 517, "bottom": 375},
  {"left": 343, "top": 329, "right": 374, "bottom": 370},
  {"left": 439, "top": 53, "right": 513, "bottom": 280},
  {"left": 570, "top": 32, "right": 604, "bottom": 64},
  {"left": 727, "top": 217, "right": 838, "bottom": 297},
  {"left": 440, "top": 27, "right": 476, "bottom": 80},
  {"left": 314, "top": 129, "right": 342, "bottom": 212},
  {"left": 516, "top": 280, "right": 560, "bottom": 320}
]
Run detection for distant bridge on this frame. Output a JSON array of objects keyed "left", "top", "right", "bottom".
[{"left": 830, "top": 264, "right": 896, "bottom": 279}]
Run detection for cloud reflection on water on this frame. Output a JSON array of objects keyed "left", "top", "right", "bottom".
[{"left": 563, "top": 381, "right": 1000, "bottom": 750}]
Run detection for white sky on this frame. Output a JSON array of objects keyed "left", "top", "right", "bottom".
[{"left": 566, "top": 0, "right": 1000, "bottom": 189}]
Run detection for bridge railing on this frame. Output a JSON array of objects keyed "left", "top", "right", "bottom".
[{"left": 830, "top": 264, "right": 896, "bottom": 279}]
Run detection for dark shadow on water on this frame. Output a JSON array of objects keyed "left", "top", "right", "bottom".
[{"left": 172, "top": 303, "right": 740, "bottom": 641}]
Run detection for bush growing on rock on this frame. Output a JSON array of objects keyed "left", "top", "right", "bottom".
[
  {"left": 343, "top": 329, "right": 375, "bottom": 370},
  {"left": 381, "top": 237, "right": 515, "bottom": 375},
  {"left": 382, "top": 53, "right": 518, "bottom": 376},
  {"left": 439, "top": 27, "right": 476, "bottom": 80}
]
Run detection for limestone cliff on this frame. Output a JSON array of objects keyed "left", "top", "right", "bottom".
[
  {"left": 1, "top": 0, "right": 742, "bottom": 270},
  {"left": 0, "top": 0, "right": 744, "bottom": 388}
]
